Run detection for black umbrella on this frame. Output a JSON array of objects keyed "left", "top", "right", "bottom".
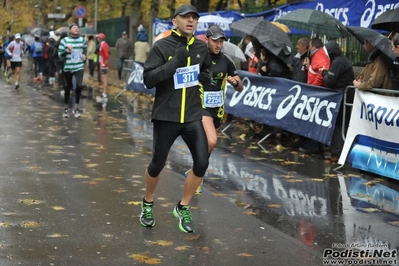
[
  {"left": 80, "top": 27, "right": 97, "bottom": 35},
  {"left": 230, "top": 18, "right": 292, "bottom": 47},
  {"left": 277, "top": 9, "right": 351, "bottom": 38},
  {"left": 256, "top": 35, "right": 293, "bottom": 65},
  {"left": 371, "top": 8, "right": 399, "bottom": 33},
  {"left": 346, "top": 26, "right": 395, "bottom": 61},
  {"left": 31, "top": 27, "right": 49, "bottom": 36}
]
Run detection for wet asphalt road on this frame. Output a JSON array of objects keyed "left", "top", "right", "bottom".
[{"left": 0, "top": 72, "right": 398, "bottom": 265}]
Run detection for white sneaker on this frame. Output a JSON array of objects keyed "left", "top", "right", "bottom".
[
  {"left": 96, "top": 95, "right": 103, "bottom": 103},
  {"left": 72, "top": 109, "right": 81, "bottom": 118},
  {"left": 63, "top": 108, "right": 69, "bottom": 118}
]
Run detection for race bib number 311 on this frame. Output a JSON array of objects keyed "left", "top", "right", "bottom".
[{"left": 174, "top": 64, "right": 199, "bottom": 89}]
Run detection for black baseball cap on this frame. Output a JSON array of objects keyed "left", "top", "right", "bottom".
[
  {"left": 173, "top": 4, "right": 200, "bottom": 18},
  {"left": 69, "top": 23, "right": 79, "bottom": 29},
  {"left": 206, "top": 25, "right": 227, "bottom": 41}
]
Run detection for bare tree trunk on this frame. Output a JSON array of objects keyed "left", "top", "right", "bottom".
[
  {"left": 167, "top": 0, "right": 177, "bottom": 18},
  {"left": 149, "top": 0, "right": 160, "bottom": 45},
  {"left": 191, "top": 0, "right": 210, "bottom": 12},
  {"left": 129, "top": 0, "right": 142, "bottom": 45}
]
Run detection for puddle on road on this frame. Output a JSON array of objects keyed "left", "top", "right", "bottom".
[
  {"left": 37, "top": 85, "right": 399, "bottom": 257},
  {"left": 124, "top": 108, "right": 399, "bottom": 255}
]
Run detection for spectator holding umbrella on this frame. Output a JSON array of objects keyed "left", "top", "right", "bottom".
[
  {"left": 292, "top": 38, "right": 309, "bottom": 84},
  {"left": 256, "top": 48, "right": 292, "bottom": 78},
  {"left": 353, "top": 39, "right": 392, "bottom": 90},
  {"left": 303, "top": 37, "right": 330, "bottom": 87},
  {"left": 320, "top": 40, "right": 355, "bottom": 161},
  {"left": 302, "top": 37, "right": 330, "bottom": 154}
]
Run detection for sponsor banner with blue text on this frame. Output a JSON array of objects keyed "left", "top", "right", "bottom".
[
  {"left": 126, "top": 61, "right": 155, "bottom": 96},
  {"left": 225, "top": 70, "right": 343, "bottom": 145},
  {"left": 269, "top": 0, "right": 398, "bottom": 29},
  {"left": 338, "top": 90, "right": 399, "bottom": 180},
  {"left": 154, "top": 0, "right": 399, "bottom": 38}
]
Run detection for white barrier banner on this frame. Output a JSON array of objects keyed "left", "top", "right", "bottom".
[{"left": 338, "top": 90, "right": 399, "bottom": 180}]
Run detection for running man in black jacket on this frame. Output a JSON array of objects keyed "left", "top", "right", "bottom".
[{"left": 140, "top": 4, "right": 213, "bottom": 233}]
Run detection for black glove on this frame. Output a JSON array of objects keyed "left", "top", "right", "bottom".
[
  {"left": 198, "top": 69, "right": 213, "bottom": 85},
  {"left": 173, "top": 46, "right": 190, "bottom": 67}
]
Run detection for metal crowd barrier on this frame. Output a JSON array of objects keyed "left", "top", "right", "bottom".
[
  {"left": 115, "top": 60, "right": 154, "bottom": 106},
  {"left": 334, "top": 86, "right": 399, "bottom": 172},
  {"left": 114, "top": 59, "right": 133, "bottom": 101}
]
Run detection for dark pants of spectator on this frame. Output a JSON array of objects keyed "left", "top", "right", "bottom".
[
  {"left": 56, "top": 63, "right": 65, "bottom": 87},
  {"left": 33, "top": 57, "right": 44, "bottom": 77},
  {"left": 3, "top": 57, "right": 7, "bottom": 72},
  {"left": 88, "top": 59, "right": 95, "bottom": 77},
  {"left": 97, "top": 63, "right": 101, "bottom": 83},
  {"left": 0, "top": 53, "right": 3, "bottom": 72},
  {"left": 118, "top": 57, "right": 126, "bottom": 80},
  {"left": 48, "top": 61, "right": 56, "bottom": 79},
  {"left": 42, "top": 58, "right": 49, "bottom": 78}
]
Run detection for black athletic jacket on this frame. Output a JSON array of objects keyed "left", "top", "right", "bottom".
[{"left": 144, "top": 30, "right": 212, "bottom": 123}]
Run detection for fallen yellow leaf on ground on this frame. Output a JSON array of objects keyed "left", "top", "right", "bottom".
[
  {"left": 72, "top": 175, "right": 89, "bottom": 179},
  {"left": 45, "top": 233, "right": 68, "bottom": 238},
  {"left": 22, "top": 221, "right": 42, "bottom": 228},
  {"left": 311, "top": 178, "right": 325, "bottom": 182},
  {"left": 323, "top": 174, "right": 337, "bottom": 178},
  {"left": 281, "top": 160, "right": 303, "bottom": 165},
  {"left": 145, "top": 258, "right": 162, "bottom": 264},
  {"left": 268, "top": 204, "right": 281, "bottom": 208},
  {"left": 212, "top": 193, "right": 227, "bottom": 197},
  {"left": 84, "top": 181, "right": 98, "bottom": 185},
  {"left": 286, "top": 179, "right": 303, "bottom": 183},
  {"left": 185, "top": 235, "right": 200, "bottom": 241},
  {"left": 237, "top": 253, "right": 254, "bottom": 257},
  {"left": 128, "top": 201, "right": 142, "bottom": 205},
  {"left": 275, "top": 144, "right": 286, "bottom": 152},
  {"left": 52, "top": 206, "right": 65, "bottom": 211},
  {"left": 145, "top": 240, "right": 173, "bottom": 247},
  {"left": 243, "top": 210, "right": 257, "bottom": 215},
  {"left": 388, "top": 221, "right": 399, "bottom": 226},
  {"left": 359, "top": 208, "right": 380, "bottom": 213},
  {"left": 175, "top": 245, "right": 191, "bottom": 250},
  {"left": 86, "top": 163, "right": 99, "bottom": 168},
  {"left": 128, "top": 253, "right": 149, "bottom": 262},
  {"left": 19, "top": 199, "right": 44, "bottom": 205},
  {"left": 199, "top": 246, "right": 211, "bottom": 253},
  {"left": 0, "top": 222, "right": 12, "bottom": 228},
  {"left": 113, "top": 189, "right": 127, "bottom": 193}
]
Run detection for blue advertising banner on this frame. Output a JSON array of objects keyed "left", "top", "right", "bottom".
[
  {"left": 153, "top": 0, "right": 399, "bottom": 38},
  {"left": 269, "top": 0, "right": 399, "bottom": 29},
  {"left": 154, "top": 11, "right": 243, "bottom": 37},
  {"left": 225, "top": 70, "right": 344, "bottom": 145},
  {"left": 126, "top": 64, "right": 343, "bottom": 145},
  {"left": 126, "top": 61, "right": 155, "bottom": 96}
]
